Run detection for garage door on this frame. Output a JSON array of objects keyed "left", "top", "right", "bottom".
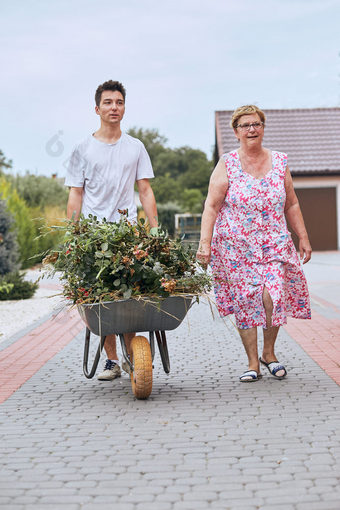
[{"left": 289, "top": 187, "right": 337, "bottom": 251}]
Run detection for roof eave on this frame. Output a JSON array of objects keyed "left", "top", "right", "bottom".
[{"left": 291, "top": 170, "right": 340, "bottom": 177}]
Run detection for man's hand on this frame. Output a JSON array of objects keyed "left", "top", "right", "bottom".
[{"left": 150, "top": 227, "right": 160, "bottom": 237}]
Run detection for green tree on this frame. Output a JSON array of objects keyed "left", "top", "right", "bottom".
[
  {"left": 177, "top": 148, "right": 212, "bottom": 193},
  {"left": 127, "top": 128, "right": 213, "bottom": 212},
  {"left": 179, "top": 189, "right": 204, "bottom": 214},
  {"left": 127, "top": 127, "right": 168, "bottom": 163},
  {"left": 150, "top": 173, "right": 182, "bottom": 204},
  {"left": 0, "top": 150, "right": 12, "bottom": 176}
]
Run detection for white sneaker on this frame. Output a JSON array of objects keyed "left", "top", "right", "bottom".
[{"left": 97, "top": 360, "right": 121, "bottom": 380}]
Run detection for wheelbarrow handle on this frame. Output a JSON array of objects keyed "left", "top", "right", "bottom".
[{"left": 83, "top": 328, "right": 106, "bottom": 379}]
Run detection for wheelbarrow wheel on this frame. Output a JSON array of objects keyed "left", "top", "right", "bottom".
[{"left": 130, "top": 336, "right": 153, "bottom": 399}]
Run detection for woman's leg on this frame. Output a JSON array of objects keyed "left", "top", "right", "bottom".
[
  {"left": 238, "top": 327, "right": 260, "bottom": 373},
  {"left": 261, "top": 287, "right": 285, "bottom": 377}
]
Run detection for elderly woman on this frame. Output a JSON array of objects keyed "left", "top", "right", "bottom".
[{"left": 197, "top": 105, "right": 311, "bottom": 382}]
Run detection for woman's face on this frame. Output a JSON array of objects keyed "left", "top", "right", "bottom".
[{"left": 234, "top": 113, "right": 264, "bottom": 146}]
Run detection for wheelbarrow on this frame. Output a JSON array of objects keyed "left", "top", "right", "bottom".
[{"left": 77, "top": 295, "right": 193, "bottom": 399}]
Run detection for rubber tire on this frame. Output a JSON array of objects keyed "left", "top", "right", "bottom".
[{"left": 130, "top": 336, "right": 153, "bottom": 399}]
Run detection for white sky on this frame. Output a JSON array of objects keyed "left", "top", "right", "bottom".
[{"left": 1, "top": 0, "right": 340, "bottom": 176}]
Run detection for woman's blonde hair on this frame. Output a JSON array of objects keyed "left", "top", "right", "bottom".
[{"left": 230, "top": 105, "right": 266, "bottom": 129}]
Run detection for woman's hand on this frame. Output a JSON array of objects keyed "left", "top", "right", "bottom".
[
  {"left": 196, "top": 241, "right": 211, "bottom": 268},
  {"left": 299, "top": 237, "right": 312, "bottom": 264}
]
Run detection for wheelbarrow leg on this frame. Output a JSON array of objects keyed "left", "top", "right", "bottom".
[
  {"left": 155, "top": 330, "right": 170, "bottom": 374},
  {"left": 118, "top": 334, "right": 133, "bottom": 372},
  {"left": 83, "top": 327, "right": 107, "bottom": 379},
  {"left": 149, "top": 331, "right": 155, "bottom": 362}
]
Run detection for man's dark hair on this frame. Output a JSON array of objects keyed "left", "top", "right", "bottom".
[{"left": 95, "top": 80, "right": 126, "bottom": 106}]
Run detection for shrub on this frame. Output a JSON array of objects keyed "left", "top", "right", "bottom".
[
  {"left": 29, "top": 205, "right": 67, "bottom": 265},
  {"left": 0, "top": 271, "right": 38, "bottom": 300},
  {"left": 0, "top": 199, "right": 20, "bottom": 276}
]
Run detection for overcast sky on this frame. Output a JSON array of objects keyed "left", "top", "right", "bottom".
[{"left": 1, "top": 0, "right": 340, "bottom": 177}]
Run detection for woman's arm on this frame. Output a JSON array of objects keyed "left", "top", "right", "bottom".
[
  {"left": 284, "top": 166, "right": 312, "bottom": 264},
  {"left": 196, "top": 157, "right": 229, "bottom": 267}
]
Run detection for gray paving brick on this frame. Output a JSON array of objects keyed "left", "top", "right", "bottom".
[
  {"left": 314, "top": 477, "right": 339, "bottom": 486},
  {"left": 25, "top": 506, "right": 80, "bottom": 510},
  {"left": 173, "top": 502, "right": 210, "bottom": 510},
  {"left": 82, "top": 487, "right": 130, "bottom": 496},
  {"left": 218, "top": 490, "right": 255, "bottom": 500},
  {"left": 260, "top": 506, "right": 295, "bottom": 510},
  {"left": 82, "top": 505, "right": 133, "bottom": 510},
  {"left": 120, "top": 493, "right": 155, "bottom": 503},
  {"left": 0, "top": 497, "right": 12, "bottom": 505},
  {"left": 296, "top": 502, "right": 340, "bottom": 510},
  {"left": 0, "top": 490, "right": 25, "bottom": 497},
  {"left": 0, "top": 506, "right": 25, "bottom": 510},
  {"left": 136, "top": 503, "right": 172, "bottom": 510},
  {"left": 152, "top": 493, "right": 182, "bottom": 503},
  {"left": 217, "top": 503, "right": 263, "bottom": 509},
  {"left": 39, "top": 495, "right": 91, "bottom": 504},
  {"left": 9, "top": 497, "right": 39, "bottom": 504},
  {"left": 321, "top": 491, "right": 340, "bottom": 501}
]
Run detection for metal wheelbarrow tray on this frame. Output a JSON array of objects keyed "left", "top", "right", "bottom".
[{"left": 77, "top": 295, "right": 194, "bottom": 399}]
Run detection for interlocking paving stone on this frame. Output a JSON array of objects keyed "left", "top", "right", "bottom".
[{"left": 1, "top": 299, "right": 340, "bottom": 509}]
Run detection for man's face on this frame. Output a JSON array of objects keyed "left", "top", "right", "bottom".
[{"left": 95, "top": 90, "right": 125, "bottom": 125}]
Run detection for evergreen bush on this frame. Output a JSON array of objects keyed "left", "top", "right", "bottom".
[
  {"left": 0, "top": 271, "right": 38, "bottom": 300},
  {"left": 0, "top": 199, "right": 20, "bottom": 276},
  {"left": 0, "top": 177, "right": 36, "bottom": 268}
]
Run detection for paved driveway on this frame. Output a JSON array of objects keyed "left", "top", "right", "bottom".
[{"left": 0, "top": 252, "right": 340, "bottom": 509}]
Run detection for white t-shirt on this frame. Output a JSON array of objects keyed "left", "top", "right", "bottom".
[{"left": 64, "top": 133, "right": 154, "bottom": 222}]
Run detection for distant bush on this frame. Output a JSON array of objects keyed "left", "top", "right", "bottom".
[
  {"left": 0, "top": 271, "right": 38, "bottom": 300},
  {"left": 0, "top": 199, "right": 20, "bottom": 276}
]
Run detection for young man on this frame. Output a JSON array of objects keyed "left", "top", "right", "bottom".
[{"left": 65, "top": 80, "right": 158, "bottom": 381}]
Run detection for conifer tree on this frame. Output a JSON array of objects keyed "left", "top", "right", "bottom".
[{"left": 0, "top": 199, "right": 20, "bottom": 276}]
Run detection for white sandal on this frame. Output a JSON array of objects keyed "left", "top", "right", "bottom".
[
  {"left": 259, "top": 358, "right": 287, "bottom": 379},
  {"left": 239, "top": 370, "right": 262, "bottom": 383}
]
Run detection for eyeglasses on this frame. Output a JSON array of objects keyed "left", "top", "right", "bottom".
[{"left": 236, "top": 122, "right": 264, "bottom": 131}]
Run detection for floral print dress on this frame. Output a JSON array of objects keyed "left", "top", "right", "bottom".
[{"left": 210, "top": 150, "right": 311, "bottom": 329}]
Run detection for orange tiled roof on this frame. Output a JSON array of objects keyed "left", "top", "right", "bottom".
[{"left": 215, "top": 107, "right": 340, "bottom": 175}]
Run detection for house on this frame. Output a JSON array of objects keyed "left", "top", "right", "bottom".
[{"left": 215, "top": 107, "right": 340, "bottom": 250}]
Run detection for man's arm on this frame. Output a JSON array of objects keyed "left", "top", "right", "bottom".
[
  {"left": 67, "top": 187, "right": 83, "bottom": 220},
  {"left": 136, "top": 179, "right": 158, "bottom": 228}
]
